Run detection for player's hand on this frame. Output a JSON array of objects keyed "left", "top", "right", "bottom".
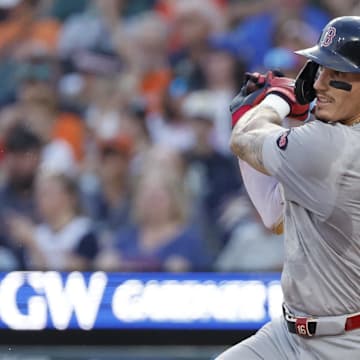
[
  {"left": 230, "top": 71, "right": 311, "bottom": 127},
  {"left": 230, "top": 72, "right": 268, "bottom": 128},
  {"left": 265, "top": 76, "right": 310, "bottom": 121}
]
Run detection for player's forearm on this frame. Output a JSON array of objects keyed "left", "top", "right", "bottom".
[
  {"left": 232, "top": 103, "right": 283, "bottom": 134},
  {"left": 230, "top": 105, "right": 282, "bottom": 174}
]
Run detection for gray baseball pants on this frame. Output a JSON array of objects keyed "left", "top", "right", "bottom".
[{"left": 214, "top": 316, "right": 360, "bottom": 360}]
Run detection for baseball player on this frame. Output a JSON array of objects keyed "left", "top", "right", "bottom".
[{"left": 216, "top": 16, "right": 360, "bottom": 359}]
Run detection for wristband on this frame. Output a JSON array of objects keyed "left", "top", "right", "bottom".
[{"left": 260, "top": 94, "right": 290, "bottom": 119}]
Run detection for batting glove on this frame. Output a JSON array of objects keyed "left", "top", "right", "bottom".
[
  {"left": 230, "top": 71, "right": 310, "bottom": 128},
  {"left": 230, "top": 72, "right": 269, "bottom": 128}
]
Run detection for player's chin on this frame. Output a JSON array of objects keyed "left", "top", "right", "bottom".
[{"left": 314, "top": 107, "right": 336, "bottom": 123}]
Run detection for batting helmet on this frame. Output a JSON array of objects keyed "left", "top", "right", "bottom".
[
  {"left": 294, "top": 16, "right": 360, "bottom": 104},
  {"left": 296, "top": 16, "right": 360, "bottom": 72}
]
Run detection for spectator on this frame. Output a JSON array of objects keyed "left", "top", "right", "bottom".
[
  {"left": 211, "top": 0, "right": 330, "bottom": 70},
  {"left": 81, "top": 134, "right": 133, "bottom": 239},
  {"left": 0, "top": 0, "right": 62, "bottom": 104},
  {"left": 7, "top": 57, "right": 86, "bottom": 174},
  {"left": 140, "top": 144, "right": 187, "bottom": 180},
  {"left": 57, "top": 0, "right": 117, "bottom": 58},
  {"left": 95, "top": 170, "right": 212, "bottom": 272},
  {"left": 7, "top": 172, "right": 99, "bottom": 271},
  {"left": 0, "top": 0, "right": 61, "bottom": 56},
  {"left": 0, "top": 124, "right": 42, "bottom": 268},
  {"left": 225, "top": 0, "right": 274, "bottom": 29},
  {"left": 260, "top": 17, "right": 319, "bottom": 77},
  {"left": 181, "top": 90, "right": 243, "bottom": 246},
  {"left": 113, "top": 10, "right": 172, "bottom": 114},
  {"left": 120, "top": 100, "right": 153, "bottom": 175},
  {"left": 319, "top": 0, "right": 360, "bottom": 17},
  {"left": 201, "top": 44, "right": 246, "bottom": 154},
  {"left": 149, "top": 85, "right": 195, "bottom": 152},
  {"left": 263, "top": 47, "right": 302, "bottom": 78},
  {"left": 215, "top": 196, "right": 284, "bottom": 272},
  {"left": 64, "top": 47, "right": 124, "bottom": 142},
  {"left": 167, "top": 0, "right": 225, "bottom": 91}
]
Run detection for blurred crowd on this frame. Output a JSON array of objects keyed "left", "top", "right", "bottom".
[{"left": 0, "top": 0, "right": 358, "bottom": 273}]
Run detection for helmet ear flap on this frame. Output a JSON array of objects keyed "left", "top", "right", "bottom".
[{"left": 295, "top": 60, "right": 319, "bottom": 104}]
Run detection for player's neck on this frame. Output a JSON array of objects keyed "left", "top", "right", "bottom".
[{"left": 343, "top": 115, "right": 360, "bottom": 127}]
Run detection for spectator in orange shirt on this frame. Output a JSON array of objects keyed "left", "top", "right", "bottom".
[
  {"left": 9, "top": 58, "right": 86, "bottom": 173},
  {"left": 0, "top": 0, "right": 61, "bottom": 57},
  {"left": 113, "top": 11, "right": 172, "bottom": 114}
]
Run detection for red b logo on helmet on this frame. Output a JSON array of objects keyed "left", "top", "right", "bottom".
[{"left": 321, "top": 26, "right": 336, "bottom": 47}]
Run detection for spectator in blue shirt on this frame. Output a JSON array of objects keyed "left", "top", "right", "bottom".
[{"left": 95, "top": 170, "right": 212, "bottom": 272}]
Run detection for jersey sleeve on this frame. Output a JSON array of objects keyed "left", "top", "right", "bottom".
[
  {"left": 262, "top": 120, "right": 344, "bottom": 219},
  {"left": 238, "top": 159, "right": 284, "bottom": 229}
]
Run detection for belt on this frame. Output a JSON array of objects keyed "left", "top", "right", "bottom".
[{"left": 282, "top": 304, "right": 360, "bottom": 337}]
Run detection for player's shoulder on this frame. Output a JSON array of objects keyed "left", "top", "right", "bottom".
[
  {"left": 304, "top": 118, "right": 337, "bottom": 129},
  {"left": 292, "top": 118, "right": 347, "bottom": 142},
  {"left": 309, "top": 118, "right": 359, "bottom": 139},
  {"left": 269, "top": 119, "right": 346, "bottom": 162}
]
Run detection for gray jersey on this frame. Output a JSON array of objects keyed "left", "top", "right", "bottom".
[{"left": 263, "top": 119, "right": 360, "bottom": 317}]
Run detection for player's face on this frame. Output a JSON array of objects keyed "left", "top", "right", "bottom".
[{"left": 313, "top": 66, "right": 360, "bottom": 125}]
